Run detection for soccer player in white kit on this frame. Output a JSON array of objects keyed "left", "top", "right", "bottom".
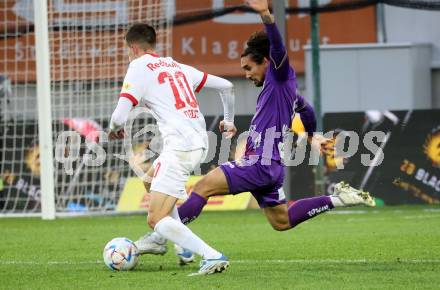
[{"left": 108, "top": 23, "right": 236, "bottom": 275}]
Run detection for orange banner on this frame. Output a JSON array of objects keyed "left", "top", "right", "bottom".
[
  {"left": 2, "top": 32, "right": 127, "bottom": 82},
  {"left": 172, "top": 0, "right": 376, "bottom": 76},
  {"left": 0, "top": 0, "right": 165, "bottom": 82},
  {"left": 1, "top": 0, "right": 376, "bottom": 82}
]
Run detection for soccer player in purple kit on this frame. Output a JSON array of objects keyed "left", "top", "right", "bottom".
[
  {"left": 177, "top": 0, "right": 375, "bottom": 232},
  {"left": 136, "top": 0, "right": 376, "bottom": 273}
]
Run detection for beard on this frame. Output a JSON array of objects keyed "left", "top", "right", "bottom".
[
  {"left": 254, "top": 80, "right": 264, "bottom": 87},
  {"left": 253, "top": 78, "right": 264, "bottom": 87}
]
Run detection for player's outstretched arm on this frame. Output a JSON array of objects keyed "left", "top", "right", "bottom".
[
  {"left": 297, "top": 100, "right": 334, "bottom": 154},
  {"left": 180, "top": 62, "right": 237, "bottom": 137},
  {"left": 203, "top": 74, "right": 237, "bottom": 138},
  {"left": 108, "top": 61, "right": 142, "bottom": 139},
  {"left": 108, "top": 97, "right": 133, "bottom": 139},
  {"left": 297, "top": 101, "right": 317, "bottom": 137},
  {"left": 246, "top": 0, "right": 290, "bottom": 81},
  {"left": 246, "top": 0, "right": 273, "bottom": 23}
]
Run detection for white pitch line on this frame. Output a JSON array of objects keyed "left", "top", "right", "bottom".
[
  {"left": 346, "top": 217, "right": 387, "bottom": 222},
  {"left": 0, "top": 260, "right": 101, "bottom": 265},
  {"left": 424, "top": 208, "right": 440, "bottom": 212},
  {"left": 327, "top": 210, "right": 369, "bottom": 215},
  {"left": 1, "top": 259, "right": 440, "bottom": 266},
  {"left": 234, "top": 259, "right": 440, "bottom": 264},
  {"left": 346, "top": 213, "right": 440, "bottom": 222},
  {"left": 402, "top": 214, "right": 440, "bottom": 219}
]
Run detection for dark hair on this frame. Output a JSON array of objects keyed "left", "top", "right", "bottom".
[
  {"left": 125, "top": 23, "right": 157, "bottom": 49},
  {"left": 241, "top": 30, "right": 270, "bottom": 64}
]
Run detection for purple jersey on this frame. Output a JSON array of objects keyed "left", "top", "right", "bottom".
[{"left": 245, "top": 23, "right": 305, "bottom": 162}]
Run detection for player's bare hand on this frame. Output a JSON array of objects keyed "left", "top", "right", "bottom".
[
  {"left": 219, "top": 120, "right": 237, "bottom": 139},
  {"left": 108, "top": 128, "right": 125, "bottom": 140},
  {"left": 308, "top": 135, "right": 335, "bottom": 156},
  {"left": 245, "top": 0, "right": 269, "bottom": 13}
]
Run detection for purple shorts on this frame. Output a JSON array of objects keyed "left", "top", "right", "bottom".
[{"left": 219, "top": 158, "right": 286, "bottom": 208}]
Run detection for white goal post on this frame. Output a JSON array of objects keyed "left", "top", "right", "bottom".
[{"left": 34, "top": 0, "right": 56, "bottom": 220}]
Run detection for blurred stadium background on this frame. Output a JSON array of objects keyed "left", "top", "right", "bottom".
[{"left": 1, "top": 1, "right": 440, "bottom": 289}]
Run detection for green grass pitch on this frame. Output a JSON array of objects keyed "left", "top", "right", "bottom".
[{"left": 1, "top": 206, "right": 440, "bottom": 289}]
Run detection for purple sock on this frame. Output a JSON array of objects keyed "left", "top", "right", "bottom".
[
  {"left": 288, "top": 196, "right": 334, "bottom": 228},
  {"left": 178, "top": 192, "right": 207, "bottom": 225}
]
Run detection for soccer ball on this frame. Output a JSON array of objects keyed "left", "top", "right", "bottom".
[{"left": 103, "top": 237, "right": 140, "bottom": 271}]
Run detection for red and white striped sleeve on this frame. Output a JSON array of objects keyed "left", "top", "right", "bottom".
[
  {"left": 180, "top": 63, "right": 207, "bottom": 93},
  {"left": 119, "top": 62, "right": 143, "bottom": 106}
]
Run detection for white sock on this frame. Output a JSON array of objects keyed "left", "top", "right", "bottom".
[
  {"left": 152, "top": 206, "right": 180, "bottom": 243},
  {"left": 170, "top": 205, "right": 181, "bottom": 221},
  {"left": 169, "top": 206, "right": 184, "bottom": 250},
  {"left": 154, "top": 216, "right": 221, "bottom": 259}
]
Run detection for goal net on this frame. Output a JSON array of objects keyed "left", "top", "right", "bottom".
[{"left": 0, "top": 0, "right": 173, "bottom": 217}]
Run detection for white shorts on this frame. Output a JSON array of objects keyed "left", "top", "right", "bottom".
[{"left": 150, "top": 149, "right": 206, "bottom": 200}]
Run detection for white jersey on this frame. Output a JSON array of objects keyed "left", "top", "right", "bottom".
[{"left": 120, "top": 53, "right": 209, "bottom": 151}]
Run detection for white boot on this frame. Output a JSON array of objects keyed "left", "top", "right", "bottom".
[
  {"left": 331, "top": 182, "right": 376, "bottom": 207},
  {"left": 134, "top": 232, "right": 167, "bottom": 255}
]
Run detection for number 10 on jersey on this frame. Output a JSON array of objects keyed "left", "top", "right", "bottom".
[{"left": 158, "top": 71, "right": 199, "bottom": 110}]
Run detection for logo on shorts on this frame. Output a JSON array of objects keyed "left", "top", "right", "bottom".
[{"left": 224, "top": 161, "right": 235, "bottom": 168}]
